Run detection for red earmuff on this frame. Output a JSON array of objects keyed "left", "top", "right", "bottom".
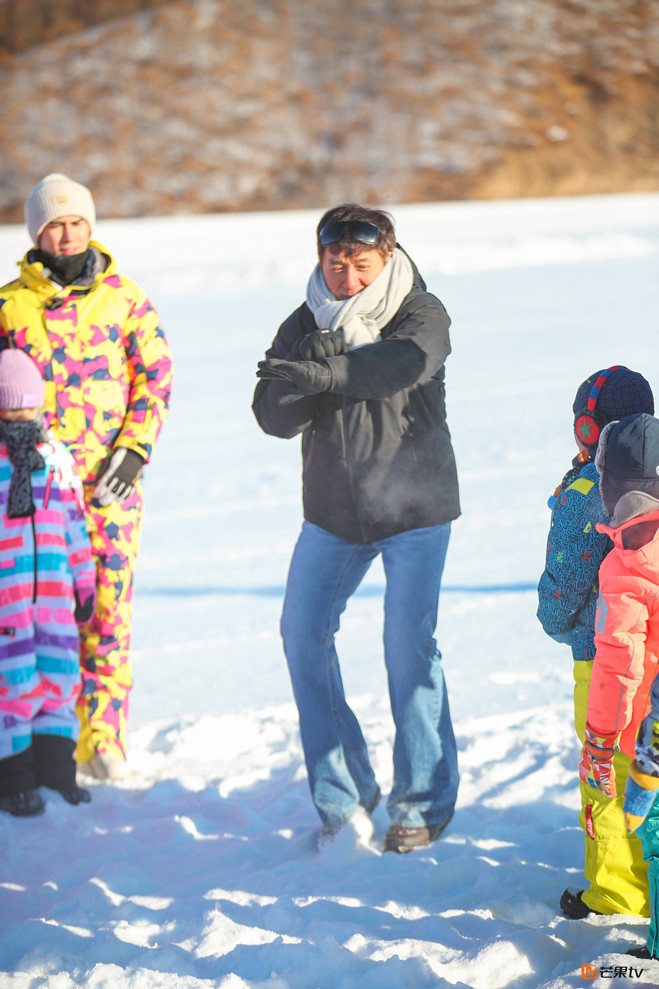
[{"left": 574, "top": 366, "right": 626, "bottom": 447}]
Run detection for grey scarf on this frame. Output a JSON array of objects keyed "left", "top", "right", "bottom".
[{"left": 306, "top": 247, "right": 414, "bottom": 349}]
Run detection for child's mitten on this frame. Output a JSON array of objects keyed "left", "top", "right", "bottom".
[
  {"left": 74, "top": 587, "right": 97, "bottom": 625},
  {"left": 579, "top": 726, "right": 620, "bottom": 797},
  {"left": 624, "top": 760, "right": 659, "bottom": 832}
]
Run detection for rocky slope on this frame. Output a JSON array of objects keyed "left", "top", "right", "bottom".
[{"left": 1, "top": 0, "right": 658, "bottom": 222}]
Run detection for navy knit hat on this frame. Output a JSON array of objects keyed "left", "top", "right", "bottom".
[{"left": 573, "top": 366, "right": 654, "bottom": 451}]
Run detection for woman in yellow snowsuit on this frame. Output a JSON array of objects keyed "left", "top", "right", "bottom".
[{"left": 0, "top": 174, "right": 173, "bottom": 779}]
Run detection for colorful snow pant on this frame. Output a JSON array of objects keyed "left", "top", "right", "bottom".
[
  {"left": 0, "top": 604, "right": 82, "bottom": 757},
  {"left": 0, "top": 601, "right": 81, "bottom": 795},
  {"left": 637, "top": 803, "right": 659, "bottom": 957},
  {"left": 574, "top": 659, "right": 649, "bottom": 916},
  {"left": 75, "top": 483, "right": 143, "bottom": 764}
]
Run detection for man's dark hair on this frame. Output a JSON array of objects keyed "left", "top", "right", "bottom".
[{"left": 316, "top": 204, "right": 396, "bottom": 261}]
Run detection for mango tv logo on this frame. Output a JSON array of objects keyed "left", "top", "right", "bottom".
[{"left": 581, "top": 962, "right": 645, "bottom": 980}]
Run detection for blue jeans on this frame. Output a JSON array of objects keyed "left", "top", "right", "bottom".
[{"left": 281, "top": 520, "right": 458, "bottom": 828}]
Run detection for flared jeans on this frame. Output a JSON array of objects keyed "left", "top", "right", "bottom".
[{"left": 281, "top": 520, "right": 459, "bottom": 828}]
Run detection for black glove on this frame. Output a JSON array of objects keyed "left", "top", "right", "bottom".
[
  {"left": 94, "top": 448, "right": 145, "bottom": 506},
  {"left": 256, "top": 359, "right": 332, "bottom": 395},
  {"left": 74, "top": 589, "right": 97, "bottom": 625},
  {"left": 288, "top": 330, "right": 347, "bottom": 362}
]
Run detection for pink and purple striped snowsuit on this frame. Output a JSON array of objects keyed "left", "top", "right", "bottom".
[{"left": 0, "top": 438, "right": 95, "bottom": 758}]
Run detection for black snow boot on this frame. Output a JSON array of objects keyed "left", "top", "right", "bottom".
[
  {"left": 58, "top": 783, "right": 91, "bottom": 806},
  {"left": 627, "top": 945, "right": 656, "bottom": 959},
  {"left": 560, "top": 888, "right": 603, "bottom": 919},
  {"left": 0, "top": 747, "right": 44, "bottom": 815},
  {"left": 33, "top": 735, "right": 90, "bottom": 806},
  {"left": 0, "top": 744, "right": 40, "bottom": 796},
  {"left": 0, "top": 788, "right": 45, "bottom": 816}
]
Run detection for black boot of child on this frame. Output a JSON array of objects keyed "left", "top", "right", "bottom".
[
  {"left": 627, "top": 946, "right": 656, "bottom": 959},
  {"left": 33, "top": 735, "right": 91, "bottom": 806},
  {"left": 0, "top": 746, "right": 45, "bottom": 816}
]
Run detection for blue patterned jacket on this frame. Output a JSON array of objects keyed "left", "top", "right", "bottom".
[{"left": 537, "top": 457, "right": 612, "bottom": 662}]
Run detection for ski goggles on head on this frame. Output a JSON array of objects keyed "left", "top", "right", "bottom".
[{"left": 319, "top": 220, "right": 383, "bottom": 247}]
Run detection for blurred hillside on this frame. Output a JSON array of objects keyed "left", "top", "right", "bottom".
[
  {"left": 0, "top": 0, "right": 172, "bottom": 52},
  {"left": 1, "top": 0, "right": 659, "bottom": 223}
]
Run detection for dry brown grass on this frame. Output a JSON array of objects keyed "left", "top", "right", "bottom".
[{"left": 1, "top": 0, "right": 658, "bottom": 221}]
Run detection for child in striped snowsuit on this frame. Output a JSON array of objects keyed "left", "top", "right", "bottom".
[{"left": 0, "top": 350, "right": 96, "bottom": 816}]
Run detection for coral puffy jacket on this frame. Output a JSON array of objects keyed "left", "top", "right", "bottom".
[{"left": 588, "top": 510, "right": 659, "bottom": 757}]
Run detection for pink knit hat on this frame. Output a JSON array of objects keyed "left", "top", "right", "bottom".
[{"left": 0, "top": 350, "right": 46, "bottom": 409}]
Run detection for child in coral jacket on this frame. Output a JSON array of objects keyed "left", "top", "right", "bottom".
[
  {"left": 538, "top": 367, "right": 654, "bottom": 919},
  {"left": 0, "top": 350, "right": 96, "bottom": 816},
  {"left": 579, "top": 413, "right": 659, "bottom": 942}
]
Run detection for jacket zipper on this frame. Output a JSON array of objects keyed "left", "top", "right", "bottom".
[
  {"left": 43, "top": 467, "right": 54, "bottom": 509},
  {"left": 30, "top": 468, "right": 54, "bottom": 604},
  {"left": 403, "top": 425, "right": 420, "bottom": 469},
  {"left": 340, "top": 398, "right": 368, "bottom": 543},
  {"left": 31, "top": 515, "right": 37, "bottom": 604}
]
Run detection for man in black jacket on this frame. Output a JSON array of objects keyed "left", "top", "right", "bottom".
[{"left": 253, "top": 204, "right": 460, "bottom": 852}]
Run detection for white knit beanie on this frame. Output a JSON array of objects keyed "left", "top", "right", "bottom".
[
  {"left": 0, "top": 350, "right": 45, "bottom": 410},
  {"left": 24, "top": 173, "right": 96, "bottom": 245}
]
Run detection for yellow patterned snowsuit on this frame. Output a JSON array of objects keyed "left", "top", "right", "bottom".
[{"left": 0, "top": 242, "right": 173, "bottom": 763}]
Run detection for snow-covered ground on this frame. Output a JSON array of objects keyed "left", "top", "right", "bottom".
[{"left": 1, "top": 193, "right": 659, "bottom": 988}]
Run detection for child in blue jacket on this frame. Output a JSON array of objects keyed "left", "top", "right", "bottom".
[{"left": 537, "top": 366, "right": 654, "bottom": 918}]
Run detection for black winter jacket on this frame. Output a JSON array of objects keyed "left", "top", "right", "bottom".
[{"left": 252, "top": 259, "right": 460, "bottom": 543}]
